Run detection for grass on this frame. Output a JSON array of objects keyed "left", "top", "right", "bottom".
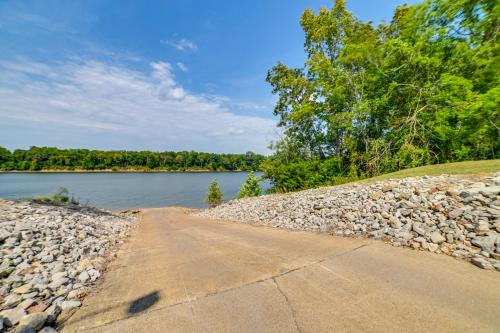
[{"left": 356, "top": 159, "right": 500, "bottom": 184}]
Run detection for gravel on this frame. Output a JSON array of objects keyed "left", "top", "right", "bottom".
[
  {"left": 0, "top": 200, "right": 135, "bottom": 332},
  {"left": 197, "top": 173, "right": 500, "bottom": 271}
]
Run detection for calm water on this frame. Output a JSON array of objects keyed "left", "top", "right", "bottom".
[{"left": 0, "top": 172, "right": 269, "bottom": 210}]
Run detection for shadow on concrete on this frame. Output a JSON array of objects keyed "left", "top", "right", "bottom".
[{"left": 128, "top": 291, "right": 160, "bottom": 315}]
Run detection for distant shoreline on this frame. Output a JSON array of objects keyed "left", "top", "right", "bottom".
[{"left": 0, "top": 169, "right": 254, "bottom": 174}]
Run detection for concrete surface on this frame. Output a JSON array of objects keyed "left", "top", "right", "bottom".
[{"left": 61, "top": 208, "right": 500, "bottom": 333}]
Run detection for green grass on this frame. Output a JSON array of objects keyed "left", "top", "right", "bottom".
[{"left": 356, "top": 159, "right": 500, "bottom": 184}]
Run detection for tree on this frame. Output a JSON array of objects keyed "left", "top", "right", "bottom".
[
  {"left": 264, "top": 0, "right": 499, "bottom": 192},
  {"left": 236, "top": 172, "right": 262, "bottom": 199},
  {"left": 0, "top": 146, "right": 12, "bottom": 167},
  {"left": 205, "top": 179, "right": 224, "bottom": 207},
  {"left": 0, "top": 146, "right": 266, "bottom": 172}
]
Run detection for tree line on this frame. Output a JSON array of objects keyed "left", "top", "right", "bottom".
[
  {"left": 0, "top": 146, "right": 265, "bottom": 172},
  {"left": 262, "top": 0, "right": 499, "bottom": 192}
]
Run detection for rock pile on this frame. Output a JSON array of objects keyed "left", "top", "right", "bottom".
[
  {"left": 0, "top": 200, "right": 135, "bottom": 332},
  {"left": 198, "top": 174, "right": 500, "bottom": 271}
]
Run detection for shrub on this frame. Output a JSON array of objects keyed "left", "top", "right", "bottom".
[
  {"left": 205, "top": 179, "right": 223, "bottom": 207},
  {"left": 32, "top": 187, "right": 79, "bottom": 205},
  {"left": 236, "top": 172, "right": 262, "bottom": 199}
]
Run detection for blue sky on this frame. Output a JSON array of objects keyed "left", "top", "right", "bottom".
[{"left": 0, "top": 0, "right": 418, "bottom": 154}]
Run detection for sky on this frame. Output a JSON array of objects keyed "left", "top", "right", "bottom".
[{"left": 0, "top": 0, "right": 418, "bottom": 154}]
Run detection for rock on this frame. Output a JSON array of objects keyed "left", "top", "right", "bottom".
[
  {"left": 15, "top": 325, "right": 36, "bottom": 333},
  {"left": 448, "top": 209, "right": 462, "bottom": 219},
  {"left": 39, "top": 327, "right": 57, "bottom": 333},
  {"left": 452, "top": 250, "right": 470, "bottom": 259},
  {"left": 51, "top": 271, "right": 67, "bottom": 281},
  {"left": 390, "top": 219, "right": 402, "bottom": 229},
  {"left": 60, "top": 300, "right": 81, "bottom": 311},
  {"left": 17, "top": 298, "right": 36, "bottom": 310},
  {"left": 13, "top": 284, "right": 33, "bottom": 294},
  {"left": 26, "top": 303, "right": 48, "bottom": 314},
  {"left": 48, "top": 277, "right": 68, "bottom": 290},
  {"left": 412, "top": 223, "right": 426, "bottom": 236},
  {"left": 0, "top": 308, "right": 27, "bottom": 326},
  {"left": 3, "top": 293, "right": 23, "bottom": 308},
  {"left": 22, "top": 292, "right": 38, "bottom": 300},
  {"left": 428, "top": 243, "right": 439, "bottom": 252},
  {"left": 87, "top": 269, "right": 101, "bottom": 282},
  {"left": 430, "top": 232, "right": 446, "bottom": 244},
  {"left": 471, "top": 256, "right": 495, "bottom": 270},
  {"left": 78, "top": 271, "right": 90, "bottom": 283},
  {"left": 0, "top": 199, "right": 134, "bottom": 332},
  {"left": 471, "top": 234, "right": 497, "bottom": 252},
  {"left": 18, "top": 313, "right": 48, "bottom": 331},
  {"left": 0, "top": 266, "right": 14, "bottom": 278},
  {"left": 476, "top": 221, "right": 490, "bottom": 234},
  {"left": 44, "top": 305, "right": 61, "bottom": 324},
  {"left": 414, "top": 237, "right": 426, "bottom": 243},
  {"left": 0, "top": 229, "right": 10, "bottom": 242},
  {"left": 41, "top": 255, "right": 54, "bottom": 263},
  {"left": 67, "top": 288, "right": 86, "bottom": 299}
]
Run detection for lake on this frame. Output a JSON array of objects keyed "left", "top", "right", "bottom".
[{"left": 0, "top": 172, "right": 269, "bottom": 210}]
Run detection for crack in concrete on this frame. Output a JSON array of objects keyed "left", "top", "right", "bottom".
[
  {"left": 77, "top": 243, "right": 370, "bottom": 332},
  {"left": 270, "top": 277, "right": 303, "bottom": 333}
]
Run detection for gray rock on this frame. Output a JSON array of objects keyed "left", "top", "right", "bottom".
[
  {"left": 17, "top": 298, "right": 36, "bottom": 310},
  {"left": 430, "top": 232, "right": 446, "bottom": 244},
  {"left": 18, "top": 313, "right": 48, "bottom": 331},
  {"left": 39, "top": 327, "right": 58, "bottom": 333},
  {"left": 41, "top": 255, "right": 54, "bottom": 263},
  {"left": 51, "top": 271, "right": 67, "bottom": 280},
  {"left": 471, "top": 256, "right": 495, "bottom": 270},
  {"left": 471, "top": 234, "right": 497, "bottom": 252},
  {"left": 448, "top": 209, "right": 462, "bottom": 219},
  {"left": 48, "top": 277, "right": 68, "bottom": 290},
  {"left": 87, "top": 269, "right": 101, "bottom": 282},
  {"left": 78, "top": 270, "right": 90, "bottom": 283},
  {"left": 60, "top": 300, "right": 81, "bottom": 311},
  {"left": 0, "top": 266, "right": 14, "bottom": 278},
  {"left": 15, "top": 325, "right": 36, "bottom": 333},
  {"left": 412, "top": 223, "right": 426, "bottom": 236},
  {"left": 3, "top": 293, "right": 23, "bottom": 308},
  {"left": 0, "top": 308, "right": 27, "bottom": 326},
  {"left": 44, "top": 305, "right": 61, "bottom": 324}
]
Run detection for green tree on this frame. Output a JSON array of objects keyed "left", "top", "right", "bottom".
[
  {"left": 0, "top": 146, "right": 266, "bottom": 172},
  {"left": 0, "top": 146, "right": 12, "bottom": 168},
  {"left": 264, "top": 0, "right": 499, "bottom": 192},
  {"left": 236, "top": 172, "right": 262, "bottom": 199},
  {"left": 205, "top": 179, "right": 224, "bottom": 207}
]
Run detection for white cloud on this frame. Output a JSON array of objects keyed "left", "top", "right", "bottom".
[
  {"left": 0, "top": 58, "right": 275, "bottom": 153},
  {"left": 161, "top": 38, "right": 198, "bottom": 51},
  {"left": 176, "top": 62, "right": 188, "bottom": 72}
]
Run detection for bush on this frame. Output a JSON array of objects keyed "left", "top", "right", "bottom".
[
  {"left": 205, "top": 179, "right": 223, "bottom": 207},
  {"left": 262, "top": 156, "right": 349, "bottom": 192},
  {"left": 32, "top": 187, "right": 79, "bottom": 205},
  {"left": 236, "top": 172, "right": 262, "bottom": 199}
]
